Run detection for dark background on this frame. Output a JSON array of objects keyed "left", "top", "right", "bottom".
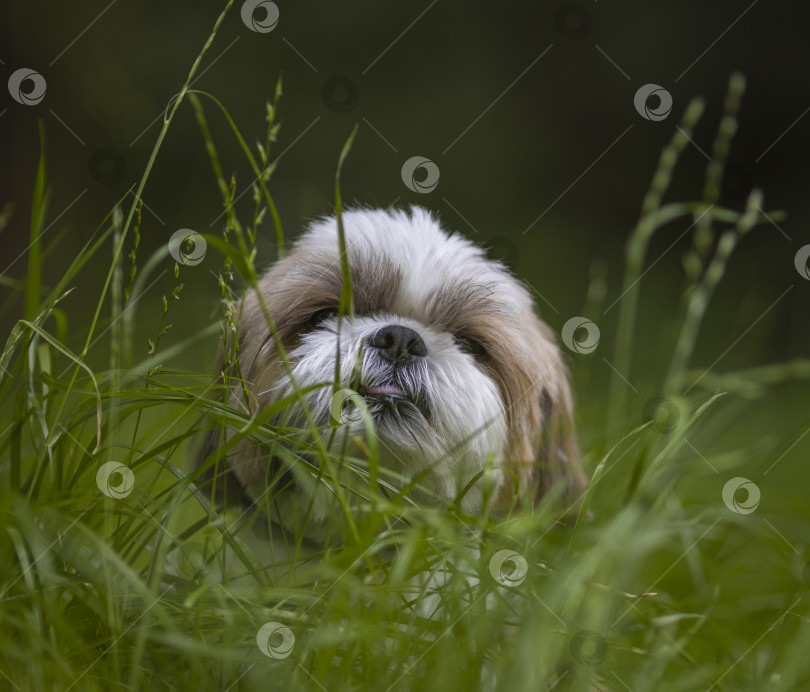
[{"left": 1, "top": 0, "right": 808, "bottom": 445}]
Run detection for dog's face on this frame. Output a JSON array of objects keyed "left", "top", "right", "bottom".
[{"left": 201, "top": 207, "right": 583, "bottom": 527}]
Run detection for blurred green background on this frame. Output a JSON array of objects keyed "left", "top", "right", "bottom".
[{"left": 1, "top": 1, "right": 808, "bottom": 485}]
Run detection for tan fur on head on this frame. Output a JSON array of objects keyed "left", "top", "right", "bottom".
[{"left": 197, "top": 206, "right": 585, "bottom": 528}]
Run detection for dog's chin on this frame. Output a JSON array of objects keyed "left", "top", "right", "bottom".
[
  {"left": 257, "top": 378, "right": 507, "bottom": 535},
  {"left": 330, "top": 381, "right": 440, "bottom": 466},
  {"left": 363, "top": 395, "right": 433, "bottom": 459},
  {"left": 360, "top": 383, "right": 430, "bottom": 427}
]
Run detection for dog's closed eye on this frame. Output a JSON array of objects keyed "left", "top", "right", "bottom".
[
  {"left": 306, "top": 306, "right": 339, "bottom": 328},
  {"left": 452, "top": 334, "right": 488, "bottom": 360}
]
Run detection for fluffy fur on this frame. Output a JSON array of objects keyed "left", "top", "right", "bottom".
[{"left": 197, "top": 206, "right": 585, "bottom": 533}]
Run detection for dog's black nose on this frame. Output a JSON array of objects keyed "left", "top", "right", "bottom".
[{"left": 368, "top": 325, "right": 427, "bottom": 365}]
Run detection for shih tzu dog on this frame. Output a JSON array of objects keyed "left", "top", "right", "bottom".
[{"left": 196, "top": 206, "right": 585, "bottom": 538}]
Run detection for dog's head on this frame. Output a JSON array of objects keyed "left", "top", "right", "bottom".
[{"left": 198, "top": 207, "right": 584, "bottom": 526}]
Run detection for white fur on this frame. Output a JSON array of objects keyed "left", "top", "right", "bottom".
[
  {"left": 215, "top": 206, "right": 574, "bottom": 537},
  {"left": 260, "top": 314, "right": 508, "bottom": 520}
]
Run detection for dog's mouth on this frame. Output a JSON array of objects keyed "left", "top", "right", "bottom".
[
  {"left": 362, "top": 384, "right": 406, "bottom": 398},
  {"left": 356, "top": 381, "right": 430, "bottom": 421}
]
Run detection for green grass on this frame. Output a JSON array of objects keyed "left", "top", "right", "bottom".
[{"left": 2, "top": 2, "right": 810, "bottom": 690}]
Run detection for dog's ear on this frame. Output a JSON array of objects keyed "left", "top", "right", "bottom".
[
  {"left": 524, "top": 316, "right": 587, "bottom": 509},
  {"left": 194, "top": 423, "right": 250, "bottom": 508},
  {"left": 191, "top": 335, "right": 253, "bottom": 510},
  {"left": 191, "top": 272, "right": 297, "bottom": 510},
  {"left": 535, "top": 375, "right": 587, "bottom": 507},
  {"left": 491, "top": 311, "right": 587, "bottom": 513}
]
